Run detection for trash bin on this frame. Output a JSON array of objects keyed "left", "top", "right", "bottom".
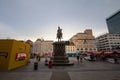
[{"left": 34, "top": 62, "right": 38, "bottom": 70}]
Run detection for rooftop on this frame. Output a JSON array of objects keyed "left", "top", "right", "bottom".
[{"left": 106, "top": 9, "right": 120, "bottom": 21}]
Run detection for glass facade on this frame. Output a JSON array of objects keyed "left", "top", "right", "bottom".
[{"left": 106, "top": 10, "right": 120, "bottom": 34}]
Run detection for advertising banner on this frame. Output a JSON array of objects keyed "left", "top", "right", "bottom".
[{"left": 16, "top": 53, "right": 27, "bottom": 61}]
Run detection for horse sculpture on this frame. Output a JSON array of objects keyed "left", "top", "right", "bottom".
[{"left": 57, "top": 27, "right": 63, "bottom": 42}]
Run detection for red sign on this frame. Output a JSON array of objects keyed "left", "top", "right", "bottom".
[{"left": 16, "top": 53, "right": 27, "bottom": 61}]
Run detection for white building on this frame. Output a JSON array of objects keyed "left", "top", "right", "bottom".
[
  {"left": 33, "top": 39, "right": 53, "bottom": 56},
  {"left": 96, "top": 33, "right": 120, "bottom": 51},
  {"left": 65, "top": 42, "right": 77, "bottom": 53}
]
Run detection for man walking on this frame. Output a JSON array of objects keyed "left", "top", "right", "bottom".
[{"left": 76, "top": 49, "right": 80, "bottom": 62}]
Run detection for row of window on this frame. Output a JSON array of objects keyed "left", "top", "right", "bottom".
[
  {"left": 66, "top": 48, "right": 97, "bottom": 52},
  {"left": 98, "top": 38, "right": 120, "bottom": 42},
  {"left": 98, "top": 42, "right": 120, "bottom": 46},
  {"left": 97, "top": 34, "right": 120, "bottom": 39},
  {"left": 109, "top": 34, "right": 120, "bottom": 37}
]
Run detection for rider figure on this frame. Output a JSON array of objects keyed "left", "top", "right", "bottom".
[
  {"left": 57, "top": 27, "right": 62, "bottom": 34},
  {"left": 57, "top": 26, "right": 62, "bottom": 41}
]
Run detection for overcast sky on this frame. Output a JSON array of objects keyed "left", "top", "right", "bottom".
[{"left": 0, "top": 0, "right": 120, "bottom": 41}]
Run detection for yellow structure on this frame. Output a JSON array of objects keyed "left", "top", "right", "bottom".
[{"left": 0, "top": 39, "right": 30, "bottom": 70}]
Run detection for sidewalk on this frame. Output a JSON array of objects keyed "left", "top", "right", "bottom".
[{"left": 0, "top": 57, "right": 120, "bottom": 80}]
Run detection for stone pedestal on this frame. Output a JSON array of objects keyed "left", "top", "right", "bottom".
[
  {"left": 46, "top": 41, "right": 74, "bottom": 66},
  {"left": 53, "top": 42, "right": 66, "bottom": 56}
]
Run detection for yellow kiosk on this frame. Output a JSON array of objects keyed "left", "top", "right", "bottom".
[{"left": 0, "top": 39, "right": 30, "bottom": 70}]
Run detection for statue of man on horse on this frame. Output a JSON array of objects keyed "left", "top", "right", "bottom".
[{"left": 56, "top": 26, "right": 63, "bottom": 42}]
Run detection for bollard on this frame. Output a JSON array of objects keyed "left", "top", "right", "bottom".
[
  {"left": 34, "top": 62, "right": 38, "bottom": 70},
  {"left": 48, "top": 60, "right": 52, "bottom": 68}
]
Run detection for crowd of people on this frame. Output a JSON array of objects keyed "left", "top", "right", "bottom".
[{"left": 29, "top": 50, "right": 120, "bottom": 64}]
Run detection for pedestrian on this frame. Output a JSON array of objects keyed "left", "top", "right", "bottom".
[
  {"left": 76, "top": 54, "right": 80, "bottom": 62},
  {"left": 90, "top": 53, "right": 95, "bottom": 61},
  {"left": 100, "top": 51, "right": 106, "bottom": 61},
  {"left": 37, "top": 55, "right": 41, "bottom": 61},
  {"left": 45, "top": 53, "right": 48, "bottom": 64},
  {"left": 112, "top": 51, "right": 118, "bottom": 64},
  {"left": 76, "top": 49, "right": 80, "bottom": 62},
  {"left": 79, "top": 53, "right": 83, "bottom": 62}
]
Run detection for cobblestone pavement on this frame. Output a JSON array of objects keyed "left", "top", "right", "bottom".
[{"left": 0, "top": 57, "right": 120, "bottom": 80}]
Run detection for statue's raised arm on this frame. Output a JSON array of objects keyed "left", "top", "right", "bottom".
[{"left": 56, "top": 26, "right": 63, "bottom": 42}]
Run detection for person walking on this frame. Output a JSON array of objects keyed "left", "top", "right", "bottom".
[
  {"left": 90, "top": 53, "right": 95, "bottom": 61},
  {"left": 76, "top": 49, "right": 80, "bottom": 62},
  {"left": 112, "top": 51, "right": 118, "bottom": 64},
  {"left": 79, "top": 52, "right": 83, "bottom": 62}
]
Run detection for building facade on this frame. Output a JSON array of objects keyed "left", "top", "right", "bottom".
[
  {"left": 65, "top": 42, "right": 77, "bottom": 53},
  {"left": 69, "top": 29, "right": 97, "bottom": 52},
  {"left": 96, "top": 33, "right": 120, "bottom": 51},
  {"left": 33, "top": 39, "right": 53, "bottom": 56},
  {"left": 106, "top": 10, "right": 120, "bottom": 34}
]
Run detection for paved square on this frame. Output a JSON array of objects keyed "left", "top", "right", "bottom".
[{"left": 0, "top": 57, "right": 120, "bottom": 80}]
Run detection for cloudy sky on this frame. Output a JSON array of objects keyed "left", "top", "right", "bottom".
[{"left": 0, "top": 0, "right": 120, "bottom": 41}]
